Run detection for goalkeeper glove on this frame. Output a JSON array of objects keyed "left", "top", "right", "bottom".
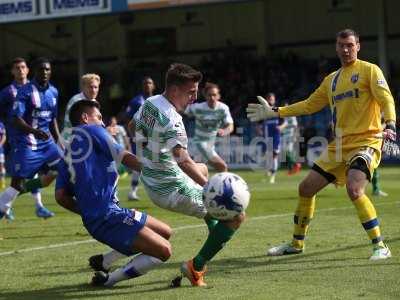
[
  {"left": 381, "top": 123, "right": 399, "bottom": 157},
  {"left": 383, "top": 123, "right": 396, "bottom": 141},
  {"left": 246, "top": 96, "right": 279, "bottom": 122}
]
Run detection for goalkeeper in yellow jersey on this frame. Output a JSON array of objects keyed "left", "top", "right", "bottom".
[{"left": 247, "top": 29, "right": 396, "bottom": 260}]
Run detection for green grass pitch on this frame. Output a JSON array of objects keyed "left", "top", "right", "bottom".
[{"left": 1, "top": 167, "right": 399, "bottom": 300}]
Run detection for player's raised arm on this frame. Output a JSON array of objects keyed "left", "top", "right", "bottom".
[
  {"left": 173, "top": 145, "right": 208, "bottom": 186},
  {"left": 247, "top": 78, "right": 330, "bottom": 122},
  {"left": 246, "top": 96, "right": 279, "bottom": 121}
]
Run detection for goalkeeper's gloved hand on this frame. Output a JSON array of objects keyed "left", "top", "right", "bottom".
[
  {"left": 381, "top": 122, "right": 399, "bottom": 157},
  {"left": 383, "top": 123, "right": 396, "bottom": 142},
  {"left": 246, "top": 96, "right": 279, "bottom": 122}
]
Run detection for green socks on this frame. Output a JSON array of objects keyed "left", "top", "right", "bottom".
[
  {"left": 286, "top": 152, "right": 295, "bottom": 170},
  {"left": 371, "top": 170, "right": 379, "bottom": 193},
  {"left": 193, "top": 222, "right": 236, "bottom": 271},
  {"left": 205, "top": 217, "right": 219, "bottom": 232}
]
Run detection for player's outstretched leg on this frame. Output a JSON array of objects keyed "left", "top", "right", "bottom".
[
  {"left": 89, "top": 250, "right": 127, "bottom": 273},
  {"left": 267, "top": 169, "right": 329, "bottom": 256},
  {"left": 267, "top": 195, "right": 315, "bottom": 256},
  {"left": 92, "top": 214, "right": 172, "bottom": 287},
  {"left": 181, "top": 213, "right": 245, "bottom": 287}
]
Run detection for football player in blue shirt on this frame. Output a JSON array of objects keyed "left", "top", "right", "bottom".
[
  {"left": 262, "top": 93, "right": 285, "bottom": 184},
  {"left": 0, "top": 57, "right": 55, "bottom": 220},
  {"left": 125, "top": 76, "right": 155, "bottom": 201},
  {"left": 0, "top": 57, "right": 61, "bottom": 220},
  {"left": 55, "top": 99, "right": 171, "bottom": 287}
]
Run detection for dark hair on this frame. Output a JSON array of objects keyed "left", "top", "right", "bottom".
[
  {"left": 12, "top": 57, "right": 27, "bottom": 66},
  {"left": 69, "top": 100, "right": 100, "bottom": 127},
  {"left": 32, "top": 57, "right": 51, "bottom": 69},
  {"left": 336, "top": 29, "right": 359, "bottom": 42},
  {"left": 165, "top": 63, "right": 202, "bottom": 88},
  {"left": 203, "top": 82, "right": 219, "bottom": 97}
]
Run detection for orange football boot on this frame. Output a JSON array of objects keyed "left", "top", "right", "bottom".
[{"left": 181, "top": 259, "right": 207, "bottom": 287}]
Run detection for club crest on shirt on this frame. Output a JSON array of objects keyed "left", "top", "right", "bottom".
[{"left": 351, "top": 73, "right": 359, "bottom": 83}]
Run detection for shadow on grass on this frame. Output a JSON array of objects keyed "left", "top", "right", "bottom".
[
  {"left": 2, "top": 237, "right": 399, "bottom": 299},
  {"left": 207, "top": 236, "right": 400, "bottom": 273},
  {"left": 3, "top": 233, "right": 89, "bottom": 240},
  {"left": 0, "top": 280, "right": 176, "bottom": 300}
]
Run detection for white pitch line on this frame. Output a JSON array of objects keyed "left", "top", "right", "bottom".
[{"left": 0, "top": 201, "right": 398, "bottom": 257}]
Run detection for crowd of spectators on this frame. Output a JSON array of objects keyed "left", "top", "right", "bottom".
[
  {"left": 1, "top": 48, "right": 398, "bottom": 145},
  {"left": 194, "top": 49, "right": 339, "bottom": 143}
]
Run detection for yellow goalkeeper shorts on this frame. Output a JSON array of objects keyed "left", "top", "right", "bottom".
[{"left": 314, "top": 145, "right": 381, "bottom": 186}]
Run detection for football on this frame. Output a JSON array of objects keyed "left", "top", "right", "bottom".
[{"left": 203, "top": 172, "right": 250, "bottom": 220}]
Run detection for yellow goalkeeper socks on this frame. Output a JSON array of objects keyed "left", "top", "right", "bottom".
[
  {"left": 292, "top": 196, "right": 316, "bottom": 249},
  {"left": 352, "top": 194, "right": 384, "bottom": 246}
]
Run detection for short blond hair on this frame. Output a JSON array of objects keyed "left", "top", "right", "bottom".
[{"left": 80, "top": 73, "right": 100, "bottom": 88}]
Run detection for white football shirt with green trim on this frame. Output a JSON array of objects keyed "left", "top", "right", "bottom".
[
  {"left": 185, "top": 101, "right": 233, "bottom": 142},
  {"left": 281, "top": 116, "right": 298, "bottom": 138},
  {"left": 135, "top": 95, "right": 195, "bottom": 197}
]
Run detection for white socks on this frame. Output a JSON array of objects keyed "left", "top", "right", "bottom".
[
  {"left": 31, "top": 192, "right": 43, "bottom": 209},
  {"left": 105, "top": 254, "right": 163, "bottom": 287},
  {"left": 0, "top": 187, "right": 19, "bottom": 213},
  {"left": 272, "top": 157, "right": 279, "bottom": 174},
  {"left": 102, "top": 250, "right": 126, "bottom": 270}
]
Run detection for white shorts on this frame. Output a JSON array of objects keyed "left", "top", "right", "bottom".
[
  {"left": 0, "top": 153, "right": 4, "bottom": 164},
  {"left": 194, "top": 141, "right": 218, "bottom": 162},
  {"left": 143, "top": 176, "right": 207, "bottom": 219}
]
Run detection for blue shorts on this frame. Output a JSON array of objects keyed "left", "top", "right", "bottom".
[
  {"left": 85, "top": 207, "right": 147, "bottom": 256},
  {"left": 261, "top": 134, "right": 281, "bottom": 154},
  {"left": 10, "top": 142, "right": 61, "bottom": 178},
  {"left": 271, "top": 134, "right": 281, "bottom": 153}
]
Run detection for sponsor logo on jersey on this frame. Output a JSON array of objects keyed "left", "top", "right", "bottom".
[
  {"left": 332, "top": 89, "right": 359, "bottom": 102},
  {"left": 32, "top": 110, "right": 52, "bottom": 118}
]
